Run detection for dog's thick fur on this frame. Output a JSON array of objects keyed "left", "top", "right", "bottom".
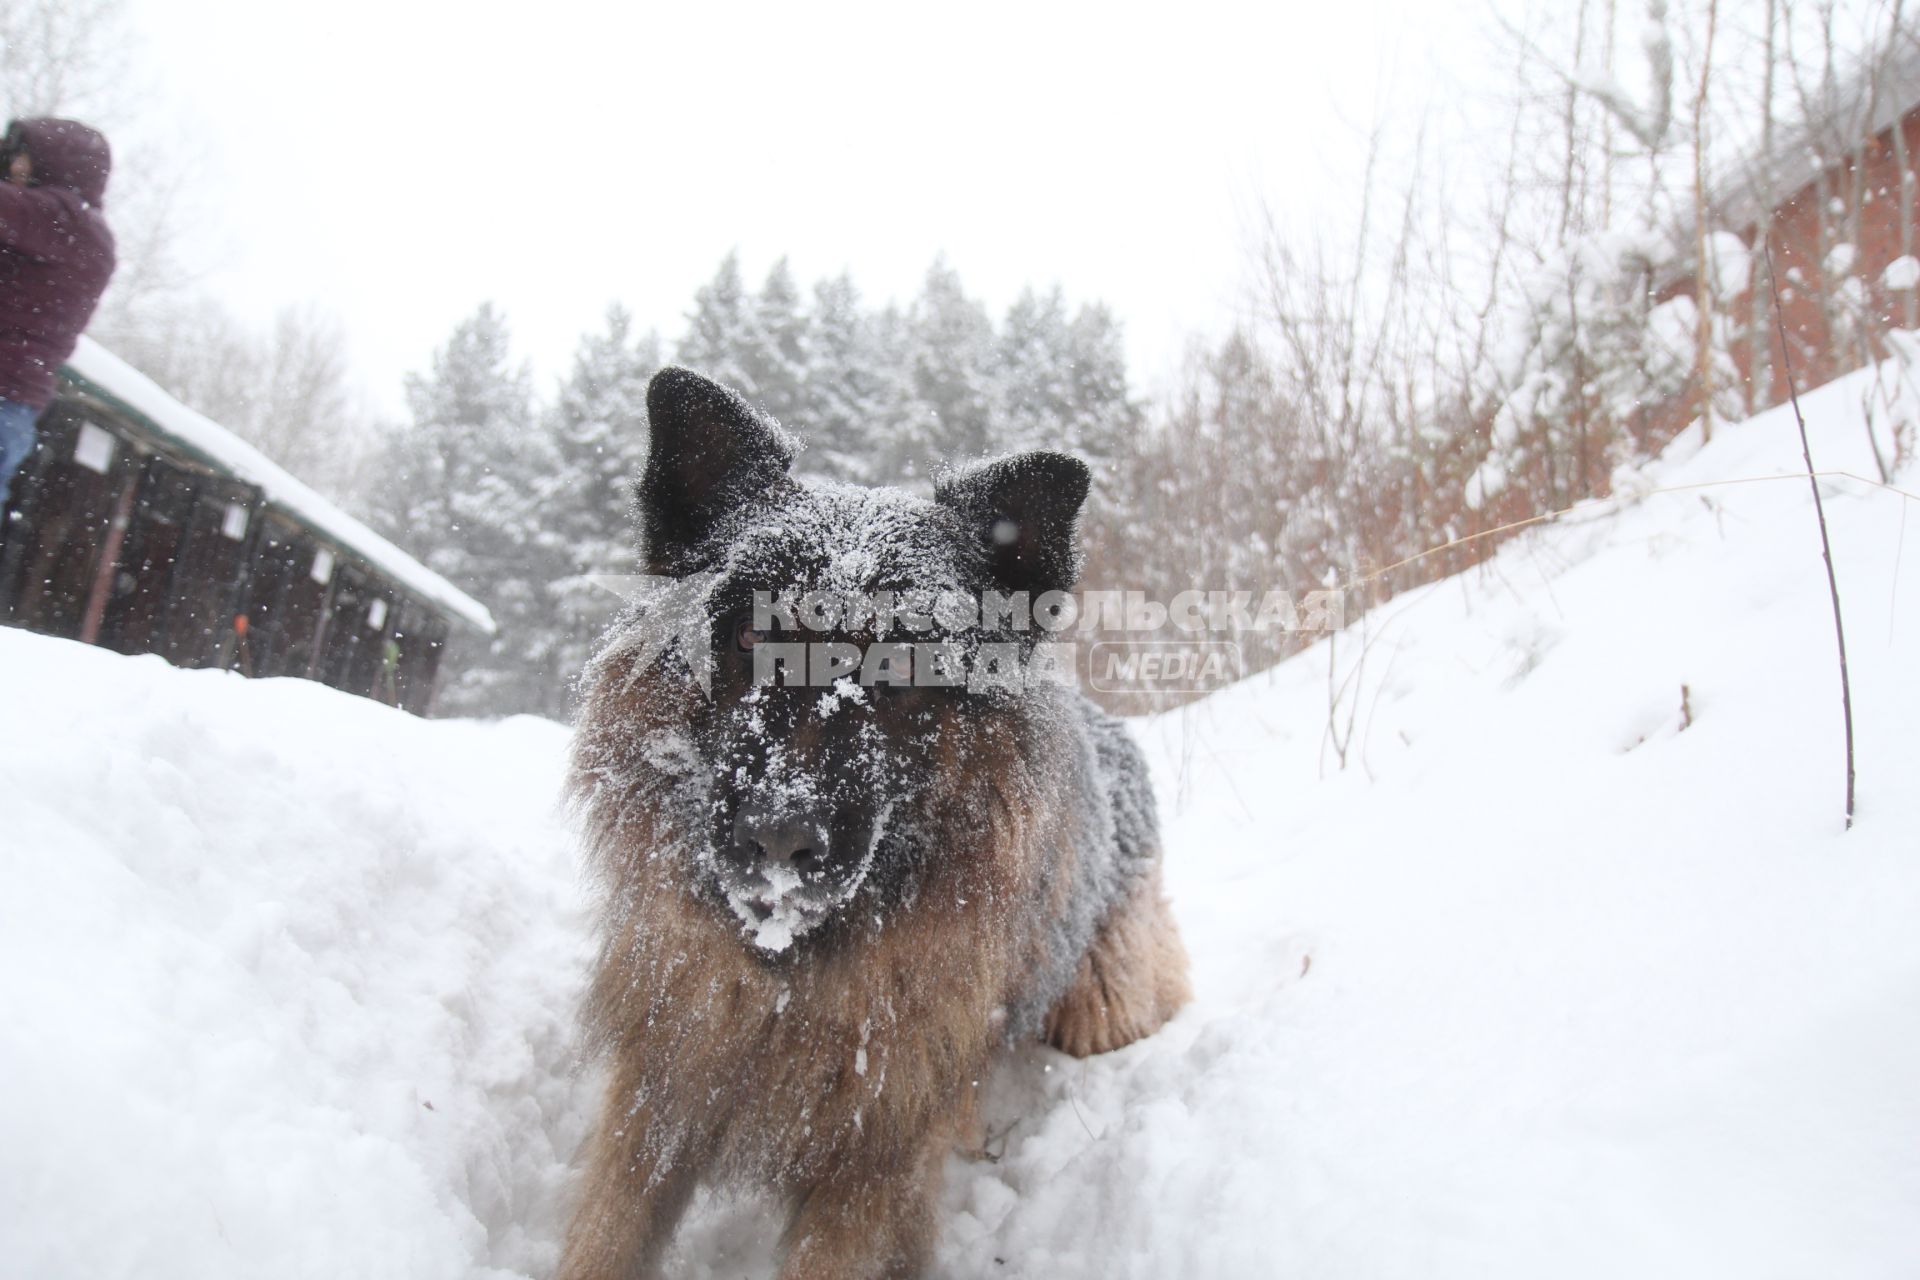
[{"left": 558, "top": 368, "right": 1189, "bottom": 1279}]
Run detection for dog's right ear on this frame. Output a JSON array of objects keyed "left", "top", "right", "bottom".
[{"left": 638, "top": 367, "right": 795, "bottom": 571}]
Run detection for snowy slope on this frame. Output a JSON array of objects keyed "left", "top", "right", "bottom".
[
  {"left": 0, "top": 648, "right": 590, "bottom": 1279},
  {"left": 3, "top": 356, "right": 1919, "bottom": 1278},
  {"left": 937, "top": 364, "right": 1920, "bottom": 1279}
]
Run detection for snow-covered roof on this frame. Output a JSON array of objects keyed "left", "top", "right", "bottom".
[
  {"left": 1714, "top": 32, "right": 1920, "bottom": 234},
  {"left": 60, "top": 338, "right": 496, "bottom": 635}
]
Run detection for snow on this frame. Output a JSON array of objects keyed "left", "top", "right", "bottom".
[
  {"left": 61, "top": 338, "right": 496, "bottom": 635},
  {"left": 723, "top": 859, "right": 813, "bottom": 954},
  {"left": 815, "top": 673, "right": 870, "bottom": 717},
  {"left": 1462, "top": 454, "right": 1507, "bottom": 510},
  {"left": 0, "top": 647, "right": 585, "bottom": 1278},
  {"left": 4, "top": 353, "right": 1920, "bottom": 1276},
  {"left": 1705, "top": 229, "right": 1752, "bottom": 301},
  {"left": 1644, "top": 292, "right": 1700, "bottom": 371},
  {"left": 1884, "top": 254, "right": 1920, "bottom": 290},
  {"left": 722, "top": 802, "right": 892, "bottom": 955}
]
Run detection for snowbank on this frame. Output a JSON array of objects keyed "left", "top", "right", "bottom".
[
  {"left": 3, "top": 352, "right": 1919, "bottom": 1277},
  {"left": 0, "top": 642, "right": 588, "bottom": 1279}
]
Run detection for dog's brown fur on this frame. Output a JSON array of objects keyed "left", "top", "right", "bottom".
[
  {"left": 1043, "top": 868, "right": 1192, "bottom": 1059},
  {"left": 559, "top": 643, "right": 1188, "bottom": 1279}
]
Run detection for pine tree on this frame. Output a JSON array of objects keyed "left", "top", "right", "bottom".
[
  {"left": 1063, "top": 300, "right": 1141, "bottom": 472},
  {"left": 541, "top": 304, "right": 661, "bottom": 698},
  {"left": 677, "top": 250, "right": 759, "bottom": 397},
  {"left": 370, "top": 303, "right": 560, "bottom": 718},
  {"left": 1059, "top": 300, "right": 1143, "bottom": 577},
  {"left": 997, "top": 285, "right": 1076, "bottom": 456},
  {"left": 803, "top": 271, "right": 930, "bottom": 485},
  {"left": 904, "top": 258, "right": 998, "bottom": 472},
  {"left": 864, "top": 301, "right": 929, "bottom": 484},
  {"left": 741, "top": 257, "right": 809, "bottom": 427}
]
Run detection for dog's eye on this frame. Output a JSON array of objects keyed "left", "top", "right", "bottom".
[{"left": 735, "top": 620, "right": 766, "bottom": 652}]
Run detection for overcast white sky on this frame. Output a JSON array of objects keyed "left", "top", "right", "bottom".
[{"left": 119, "top": 0, "right": 1470, "bottom": 415}]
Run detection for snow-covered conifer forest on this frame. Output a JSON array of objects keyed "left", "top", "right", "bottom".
[{"left": 3, "top": 0, "right": 1918, "bottom": 1275}]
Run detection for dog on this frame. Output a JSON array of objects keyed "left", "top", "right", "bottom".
[{"left": 558, "top": 367, "right": 1190, "bottom": 1279}]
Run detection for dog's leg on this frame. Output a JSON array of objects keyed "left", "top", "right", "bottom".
[
  {"left": 1043, "top": 865, "right": 1192, "bottom": 1058},
  {"left": 555, "top": 1090, "right": 707, "bottom": 1280},
  {"left": 777, "top": 1132, "right": 948, "bottom": 1280}
]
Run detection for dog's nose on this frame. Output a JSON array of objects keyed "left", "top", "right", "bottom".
[{"left": 734, "top": 806, "right": 829, "bottom": 867}]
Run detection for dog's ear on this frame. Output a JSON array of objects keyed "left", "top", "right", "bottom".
[
  {"left": 935, "top": 451, "right": 1090, "bottom": 595},
  {"left": 639, "top": 367, "right": 795, "bottom": 571}
]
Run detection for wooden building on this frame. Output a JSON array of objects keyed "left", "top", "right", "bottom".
[
  {"left": 1666, "top": 40, "right": 1920, "bottom": 429},
  {"left": 0, "top": 338, "right": 494, "bottom": 714}
]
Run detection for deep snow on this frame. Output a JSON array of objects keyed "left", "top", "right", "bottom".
[
  {"left": 0, "top": 660, "right": 587, "bottom": 1279},
  {"left": 3, "top": 355, "right": 1919, "bottom": 1278}
]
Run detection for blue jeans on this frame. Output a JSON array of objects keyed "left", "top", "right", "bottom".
[{"left": 0, "top": 398, "right": 38, "bottom": 512}]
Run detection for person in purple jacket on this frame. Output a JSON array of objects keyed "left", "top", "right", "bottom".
[{"left": 0, "top": 117, "right": 116, "bottom": 511}]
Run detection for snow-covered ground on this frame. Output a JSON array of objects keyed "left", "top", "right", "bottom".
[
  {"left": 4, "top": 358, "right": 1918, "bottom": 1278},
  {"left": 0, "top": 657, "right": 590, "bottom": 1279}
]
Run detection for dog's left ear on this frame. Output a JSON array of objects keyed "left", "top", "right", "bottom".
[
  {"left": 935, "top": 451, "right": 1090, "bottom": 595},
  {"left": 639, "top": 367, "right": 795, "bottom": 571}
]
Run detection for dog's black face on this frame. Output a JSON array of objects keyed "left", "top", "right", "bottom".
[
  {"left": 628, "top": 368, "right": 1089, "bottom": 954},
  {"left": 696, "top": 487, "right": 972, "bottom": 948}
]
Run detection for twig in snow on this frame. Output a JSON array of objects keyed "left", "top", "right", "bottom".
[{"left": 1763, "top": 237, "right": 1858, "bottom": 831}]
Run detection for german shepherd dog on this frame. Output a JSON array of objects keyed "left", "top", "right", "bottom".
[{"left": 559, "top": 368, "right": 1189, "bottom": 1278}]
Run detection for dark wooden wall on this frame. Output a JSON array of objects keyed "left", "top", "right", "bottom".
[{"left": 0, "top": 395, "right": 451, "bottom": 714}]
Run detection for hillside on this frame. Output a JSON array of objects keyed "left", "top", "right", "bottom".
[
  {"left": 942, "top": 361, "right": 1920, "bottom": 1278},
  {"left": 3, "top": 356, "right": 1917, "bottom": 1278}
]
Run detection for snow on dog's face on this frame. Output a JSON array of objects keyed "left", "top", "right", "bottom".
[{"left": 585, "top": 367, "right": 1088, "bottom": 956}]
